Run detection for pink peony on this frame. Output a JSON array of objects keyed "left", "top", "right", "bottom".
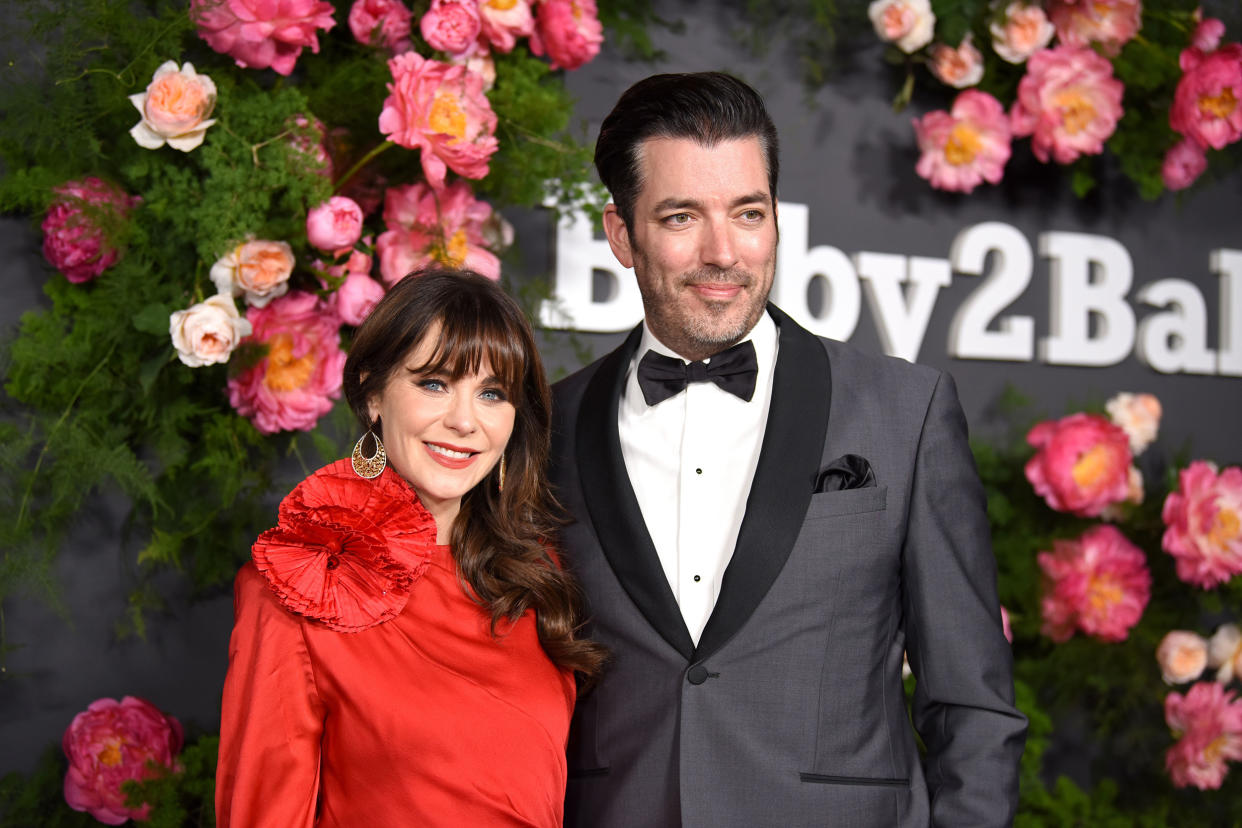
[
  {"left": 211, "top": 239, "right": 296, "bottom": 308},
  {"left": 62, "top": 696, "right": 183, "bottom": 825},
  {"left": 287, "top": 114, "right": 333, "bottom": 177},
  {"left": 928, "top": 35, "right": 984, "bottom": 89},
  {"left": 379, "top": 51, "right": 499, "bottom": 190},
  {"left": 1010, "top": 46, "right": 1125, "bottom": 164},
  {"left": 1170, "top": 42, "right": 1242, "bottom": 151},
  {"left": 1192, "top": 17, "right": 1227, "bottom": 53},
  {"left": 331, "top": 272, "right": 387, "bottom": 325},
  {"left": 1047, "top": 0, "right": 1142, "bottom": 57},
  {"left": 1038, "top": 524, "right": 1151, "bottom": 643},
  {"left": 1025, "top": 412, "right": 1133, "bottom": 516},
  {"left": 306, "top": 196, "right": 365, "bottom": 253},
  {"left": 348, "top": 0, "right": 413, "bottom": 53},
  {"left": 530, "top": 0, "right": 604, "bottom": 71},
  {"left": 228, "top": 291, "right": 346, "bottom": 434},
  {"left": 1157, "top": 630, "right": 1210, "bottom": 685},
  {"left": 128, "top": 61, "right": 217, "bottom": 152},
  {"left": 1162, "top": 460, "right": 1242, "bottom": 588},
  {"left": 375, "top": 180, "right": 502, "bottom": 284},
  {"left": 913, "top": 89, "right": 1011, "bottom": 193},
  {"left": 420, "top": 0, "right": 482, "bottom": 56},
  {"left": 479, "top": 0, "right": 535, "bottom": 53},
  {"left": 1105, "top": 391, "right": 1161, "bottom": 454},
  {"left": 191, "top": 0, "right": 336, "bottom": 76},
  {"left": 867, "top": 0, "right": 935, "bottom": 54},
  {"left": 1165, "top": 681, "right": 1242, "bottom": 789},
  {"left": 41, "top": 178, "right": 140, "bottom": 284},
  {"left": 990, "top": 1, "right": 1055, "bottom": 64}
]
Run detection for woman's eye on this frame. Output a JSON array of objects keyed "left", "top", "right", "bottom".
[
  {"left": 480, "top": 387, "right": 508, "bottom": 402},
  {"left": 418, "top": 378, "right": 446, "bottom": 392}
]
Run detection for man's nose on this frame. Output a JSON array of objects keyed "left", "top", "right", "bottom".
[{"left": 700, "top": 219, "right": 739, "bottom": 269}]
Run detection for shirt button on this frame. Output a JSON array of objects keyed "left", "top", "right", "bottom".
[
  {"left": 687, "top": 665, "right": 709, "bottom": 685},
  {"left": 695, "top": 468, "right": 702, "bottom": 474},
  {"left": 693, "top": 574, "right": 701, "bottom": 582}
]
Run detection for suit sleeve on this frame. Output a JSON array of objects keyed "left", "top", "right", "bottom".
[
  {"left": 901, "top": 371, "right": 1027, "bottom": 827},
  {"left": 216, "top": 563, "right": 325, "bottom": 828}
]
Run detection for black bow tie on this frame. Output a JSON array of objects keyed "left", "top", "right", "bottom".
[{"left": 636, "top": 340, "right": 759, "bottom": 406}]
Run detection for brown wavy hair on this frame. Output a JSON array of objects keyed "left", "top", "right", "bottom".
[{"left": 343, "top": 269, "right": 606, "bottom": 681}]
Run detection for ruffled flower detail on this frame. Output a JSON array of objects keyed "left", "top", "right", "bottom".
[{"left": 252, "top": 458, "right": 437, "bottom": 631}]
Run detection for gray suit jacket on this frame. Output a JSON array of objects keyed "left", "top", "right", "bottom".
[{"left": 551, "top": 305, "right": 1026, "bottom": 828}]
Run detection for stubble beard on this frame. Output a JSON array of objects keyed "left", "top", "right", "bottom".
[{"left": 637, "top": 258, "right": 774, "bottom": 362}]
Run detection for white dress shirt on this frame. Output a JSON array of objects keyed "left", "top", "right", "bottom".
[{"left": 618, "top": 312, "right": 779, "bottom": 644}]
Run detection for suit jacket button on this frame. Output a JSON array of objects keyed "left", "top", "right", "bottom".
[{"left": 686, "top": 665, "right": 709, "bottom": 685}]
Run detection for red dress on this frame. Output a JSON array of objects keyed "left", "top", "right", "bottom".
[{"left": 216, "top": 460, "right": 575, "bottom": 827}]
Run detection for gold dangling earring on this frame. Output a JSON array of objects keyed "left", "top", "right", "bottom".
[
  {"left": 497, "top": 454, "right": 506, "bottom": 493},
  {"left": 352, "top": 428, "right": 387, "bottom": 479}
]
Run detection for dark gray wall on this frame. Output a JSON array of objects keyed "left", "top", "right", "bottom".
[{"left": 2, "top": 2, "right": 1240, "bottom": 778}]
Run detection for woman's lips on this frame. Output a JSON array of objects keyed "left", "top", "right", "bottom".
[{"left": 424, "top": 442, "right": 478, "bottom": 469}]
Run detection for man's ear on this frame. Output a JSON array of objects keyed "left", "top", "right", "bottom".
[{"left": 602, "top": 204, "right": 634, "bottom": 269}]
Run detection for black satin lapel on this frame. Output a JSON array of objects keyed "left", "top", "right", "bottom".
[
  {"left": 576, "top": 326, "right": 696, "bottom": 661},
  {"left": 694, "top": 305, "right": 832, "bottom": 660}
]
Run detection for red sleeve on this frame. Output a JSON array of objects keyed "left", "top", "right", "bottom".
[{"left": 216, "top": 562, "right": 326, "bottom": 828}]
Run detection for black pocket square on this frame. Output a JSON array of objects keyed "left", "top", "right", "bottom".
[{"left": 814, "top": 454, "right": 877, "bottom": 493}]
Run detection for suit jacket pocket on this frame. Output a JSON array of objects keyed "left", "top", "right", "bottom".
[
  {"left": 803, "top": 486, "right": 887, "bottom": 520},
  {"left": 799, "top": 772, "right": 908, "bottom": 788}
]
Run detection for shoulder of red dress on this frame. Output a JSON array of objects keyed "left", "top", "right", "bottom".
[{"left": 251, "top": 459, "right": 437, "bottom": 632}]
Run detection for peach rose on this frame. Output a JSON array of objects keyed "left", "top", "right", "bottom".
[
  {"left": 129, "top": 61, "right": 217, "bottom": 152},
  {"left": 868, "top": 0, "right": 935, "bottom": 54},
  {"left": 1157, "top": 631, "right": 1210, "bottom": 685},
  {"left": 211, "top": 239, "right": 296, "bottom": 307},
  {"left": 1209, "top": 624, "right": 1242, "bottom": 684},
  {"left": 989, "top": 1, "right": 1054, "bottom": 64},
  {"left": 1105, "top": 391, "right": 1162, "bottom": 454},
  {"left": 928, "top": 35, "right": 984, "bottom": 89},
  {"left": 169, "top": 294, "right": 253, "bottom": 367}
]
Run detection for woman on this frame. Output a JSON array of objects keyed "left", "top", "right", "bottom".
[{"left": 216, "top": 269, "right": 606, "bottom": 827}]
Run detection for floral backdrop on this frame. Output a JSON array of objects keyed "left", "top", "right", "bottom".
[{"left": 2, "top": 0, "right": 1242, "bottom": 825}]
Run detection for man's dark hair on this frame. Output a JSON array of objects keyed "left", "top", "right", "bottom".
[{"left": 594, "top": 71, "right": 780, "bottom": 229}]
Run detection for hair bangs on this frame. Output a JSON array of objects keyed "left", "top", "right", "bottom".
[{"left": 412, "top": 303, "right": 528, "bottom": 404}]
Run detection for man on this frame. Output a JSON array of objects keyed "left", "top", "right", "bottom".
[{"left": 550, "top": 72, "right": 1026, "bottom": 828}]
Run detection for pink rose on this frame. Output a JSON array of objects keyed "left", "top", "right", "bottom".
[
  {"left": 306, "top": 196, "right": 365, "bottom": 253},
  {"left": 989, "top": 1, "right": 1054, "bottom": 64},
  {"left": 1104, "top": 391, "right": 1162, "bottom": 454},
  {"left": 1209, "top": 624, "right": 1242, "bottom": 684},
  {"left": 1165, "top": 681, "right": 1242, "bottom": 790},
  {"left": 913, "top": 89, "right": 1011, "bottom": 193},
  {"left": 867, "top": 0, "right": 935, "bottom": 54},
  {"left": 379, "top": 51, "right": 499, "bottom": 189},
  {"left": 420, "top": 0, "right": 482, "bottom": 56},
  {"left": 1025, "top": 412, "right": 1132, "bottom": 517},
  {"left": 1038, "top": 524, "right": 1151, "bottom": 643},
  {"left": 62, "top": 696, "right": 183, "bottom": 825},
  {"left": 1010, "top": 46, "right": 1125, "bottom": 165},
  {"left": 320, "top": 247, "right": 375, "bottom": 280},
  {"left": 348, "top": 0, "right": 413, "bottom": 53},
  {"left": 1162, "top": 460, "right": 1242, "bottom": 589},
  {"left": 928, "top": 35, "right": 984, "bottom": 89},
  {"left": 129, "top": 61, "right": 217, "bottom": 152},
  {"left": 41, "top": 178, "right": 140, "bottom": 284},
  {"left": 530, "top": 0, "right": 604, "bottom": 70},
  {"left": 1047, "top": 0, "right": 1141, "bottom": 57},
  {"left": 375, "top": 180, "right": 501, "bottom": 284},
  {"left": 169, "top": 294, "right": 253, "bottom": 367},
  {"left": 1157, "top": 631, "right": 1210, "bottom": 685},
  {"left": 1001, "top": 605, "right": 1013, "bottom": 644},
  {"left": 1170, "top": 43, "right": 1242, "bottom": 151},
  {"left": 191, "top": 0, "right": 336, "bottom": 76},
  {"left": 331, "top": 272, "right": 387, "bottom": 325},
  {"left": 1162, "top": 137, "right": 1209, "bottom": 190},
  {"left": 479, "top": 0, "right": 535, "bottom": 53},
  {"left": 228, "top": 291, "right": 346, "bottom": 433},
  {"left": 211, "top": 239, "right": 296, "bottom": 307}
]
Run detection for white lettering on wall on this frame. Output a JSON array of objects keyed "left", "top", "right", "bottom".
[
  {"left": 544, "top": 204, "right": 1240, "bottom": 377},
  {"left": 1040, "top": 231, "right": 1136, "bottom": 367},
  {"left": 947, "top": 222, "right": 1035, "bottom": 361}
]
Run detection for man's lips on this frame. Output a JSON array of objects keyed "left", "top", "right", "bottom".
[
  {"left": 424, "top": 441, "right": 479, "bottom": 469},
  {"left": 689, "top": 283, "right": 743, "bottom": 300}
]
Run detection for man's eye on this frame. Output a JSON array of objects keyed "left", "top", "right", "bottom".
[
  {"left": 740, "top": 209, "right": 764, "bottom": 221},
  {"left": 664, "top": 213, "right": 691, "bottom": 226}
]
